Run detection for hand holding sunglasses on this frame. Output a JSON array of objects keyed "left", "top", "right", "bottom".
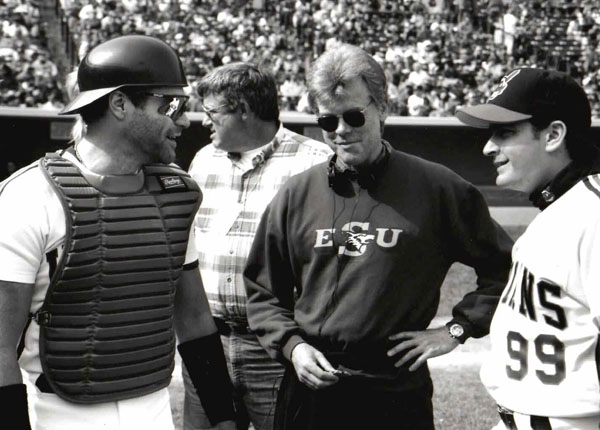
[{"left": 317, "top": 99, "right": 373, "bottom": 132}]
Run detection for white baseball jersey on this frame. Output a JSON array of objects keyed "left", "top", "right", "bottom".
[
  {"left": 0, "top": 152, "right": 196, "bottom": 429},
  {"left": 481, "top": 174, "right": 600, "bottom": 418}
]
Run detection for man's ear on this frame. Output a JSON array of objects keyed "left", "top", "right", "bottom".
[
  {"left": 238, "top": 99, "right": 249, "bottom": 120},
  {"left": 377, "top": 99, "right": 389, "bottom": 121},
  {"left": 545, "top": 120, "right": 567, "bottom": 154},
  {"left": 108, "top": 91, "right": 128, "bottom": 120},
  {"left": 377, "top": 101, "right": 388, "bottom": 135}
]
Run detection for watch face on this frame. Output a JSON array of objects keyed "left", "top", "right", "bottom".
[{"left": 450, "top": 324, "right": 464, "bottom": 337}]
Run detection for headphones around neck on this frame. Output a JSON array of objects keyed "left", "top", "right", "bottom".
[{"left": 327, "top": 143, "right": 390, "bottom": 191}]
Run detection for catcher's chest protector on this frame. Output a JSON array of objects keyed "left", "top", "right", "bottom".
[{"left": 36, "top": 154, "right": 200, "bottom": 403}]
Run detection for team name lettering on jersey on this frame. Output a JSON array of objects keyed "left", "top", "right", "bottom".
[
  {"left": 314, "top": 222, "right": 403, "bottom": 257},
  {"left": 500, "top": 261, "right": 567, "bottom": 330}
]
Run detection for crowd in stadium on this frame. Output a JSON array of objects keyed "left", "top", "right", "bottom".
[
  {"left": 1, "top": 0, "right": 600, "bottom": 117},
  {"left": 0, "top": 0, "right": 65, "bottom": 109}
]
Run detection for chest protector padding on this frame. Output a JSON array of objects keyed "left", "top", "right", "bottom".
[{"left": 37, "top": 154, "right": 201, "bottom": 403}]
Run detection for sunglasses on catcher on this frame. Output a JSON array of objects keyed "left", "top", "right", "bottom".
[
  {"left": 143, "top": 93, "right": 189, "bottom": 121},
  {"left": 316, "top": 99, "right": 374, "bottom": 132}
]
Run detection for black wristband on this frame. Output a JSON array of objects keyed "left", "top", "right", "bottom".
[
  {"left": 178, "top": 333, "right": 235, "bottom": 425},
  {"left": 0, "top": 384, "right": 32, "bottom": 430}
]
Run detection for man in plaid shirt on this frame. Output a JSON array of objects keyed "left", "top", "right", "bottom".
[{"left": 185, "top": 62, "right": 332, "bottom": 430}]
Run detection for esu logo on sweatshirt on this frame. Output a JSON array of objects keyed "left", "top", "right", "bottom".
[{"left": 314, "top": 222, "right": 403, "bottom": 256}]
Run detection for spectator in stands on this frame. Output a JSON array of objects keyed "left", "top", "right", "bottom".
[
  {"left": 280, "top": 74, "right": 306, "bottom": 111},
  {"left": 407, "top": 62, "right": 432, "bottom": 87},
  {"left": 502, "top": 4, "right": 520, "bottom": 56},
  {"left": 407, "top": 85, "right": 427, "bottom": 116}
]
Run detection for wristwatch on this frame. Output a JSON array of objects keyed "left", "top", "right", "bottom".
[{"left": 447, "top": 322, "right": 467, "bottom": 344}]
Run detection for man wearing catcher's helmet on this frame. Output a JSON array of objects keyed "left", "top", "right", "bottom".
[
  {"left": 0, "top": 35, "right": 235, "bottom": 430},
  {"left": 457, "top": 68, "right": 600, "bottom": 430}
]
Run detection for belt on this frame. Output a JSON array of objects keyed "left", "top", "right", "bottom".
[
  {"left": 498, "top": 405, "right": 552, "bottom": 430},
  {"left": 214, "top": 317, "right": 252, "bottom": 335}
]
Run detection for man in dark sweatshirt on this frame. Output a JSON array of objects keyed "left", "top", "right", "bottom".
[{"left": 243, "top": 43, "right": 513, "bottom": 430}]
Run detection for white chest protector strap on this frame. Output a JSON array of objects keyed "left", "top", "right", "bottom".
[{"left": 36, "top": 153, "right": 200, "bottom": 404}]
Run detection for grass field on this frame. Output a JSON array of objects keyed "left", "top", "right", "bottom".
[
  {"left": 431, "top": 366, "right": 498, "bottom": 429},
  {"left": 168, "top": 224, "right": 528, "bottom": 430}
]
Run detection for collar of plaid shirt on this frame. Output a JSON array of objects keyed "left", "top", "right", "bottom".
[
  {"left": 227, "top": 127, "right": 282, "bottom": 169},
  {"left": 251, "top": 136, "right": 279, "bottom": 168}
]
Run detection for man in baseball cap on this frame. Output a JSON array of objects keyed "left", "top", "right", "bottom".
[
  {"left": 0, "top": 35, "right": 235, "bottom": 430},
  {"left": 457, "top": 67, "right": 594, "bottom": 168},
  {"left": 457, "top": 68, "right": 600, "bottom": 429}
]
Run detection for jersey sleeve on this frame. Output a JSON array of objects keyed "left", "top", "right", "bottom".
[
  {"left": 579, "top": 215, "right": 600, "bottom": 328},
  {"left": 0, "top": 168, "right": 53, "bottom": 284}
]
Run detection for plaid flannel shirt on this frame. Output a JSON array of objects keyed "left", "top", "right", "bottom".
[{"left": 189, "top": 125, "right": 332, "bottom": 321}]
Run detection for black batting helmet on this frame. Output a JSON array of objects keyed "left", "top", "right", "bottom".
[{"left": 60, "top": 35, "right": 188, "bottom": 115}]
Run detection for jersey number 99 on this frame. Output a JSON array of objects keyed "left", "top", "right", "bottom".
[{"left": 506, "top": 331, "right": 566, "bottom": 385}]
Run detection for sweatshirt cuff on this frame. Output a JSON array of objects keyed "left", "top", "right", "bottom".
[
  {"left": 446, "top": 318, "right": 473, "bottom": 344},
  {"left": 282, "top": 335, "right": 306, "bottom": 362}
]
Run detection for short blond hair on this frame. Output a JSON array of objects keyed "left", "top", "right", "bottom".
[{"left": 307, "top": 44, "right": 388, "bottom": 116}]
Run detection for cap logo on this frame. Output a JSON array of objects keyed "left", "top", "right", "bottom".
[{"left": 488, "top": 69, "right": 521, "bottom": 101}]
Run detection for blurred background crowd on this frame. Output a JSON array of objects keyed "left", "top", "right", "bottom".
[{"left": 1, "top": 0, "right": 600, "bottom": 117}]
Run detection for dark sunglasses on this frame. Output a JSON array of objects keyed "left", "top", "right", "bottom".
[
  {"left": 144, "top": 93, "right": 189, "bottom": 121},
  {"left": 316, "top": 99, "right": 374, "bottom": 132}
]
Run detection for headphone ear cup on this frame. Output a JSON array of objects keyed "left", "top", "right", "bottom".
[
  {"left": 327, "top": 164, "right": 336, "bottom": 188},
  {"left": 327, "top": 155, "right": 339, "bottom": 189}
]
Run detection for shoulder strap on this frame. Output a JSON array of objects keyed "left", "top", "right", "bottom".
[
  {"left": 16, "top": 153, "right": 72, "bottom": 357},
  {"left": 35, "top": 154, "right": 78, "bottom": 319}
]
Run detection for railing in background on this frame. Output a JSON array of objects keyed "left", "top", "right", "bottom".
[{"left": 3, "top": 107, "right": 600, "bottom": 206}]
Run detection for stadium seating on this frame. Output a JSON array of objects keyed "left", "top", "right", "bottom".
[{"left": 1, "top": 0, "right": 599, "bottom": 118}]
